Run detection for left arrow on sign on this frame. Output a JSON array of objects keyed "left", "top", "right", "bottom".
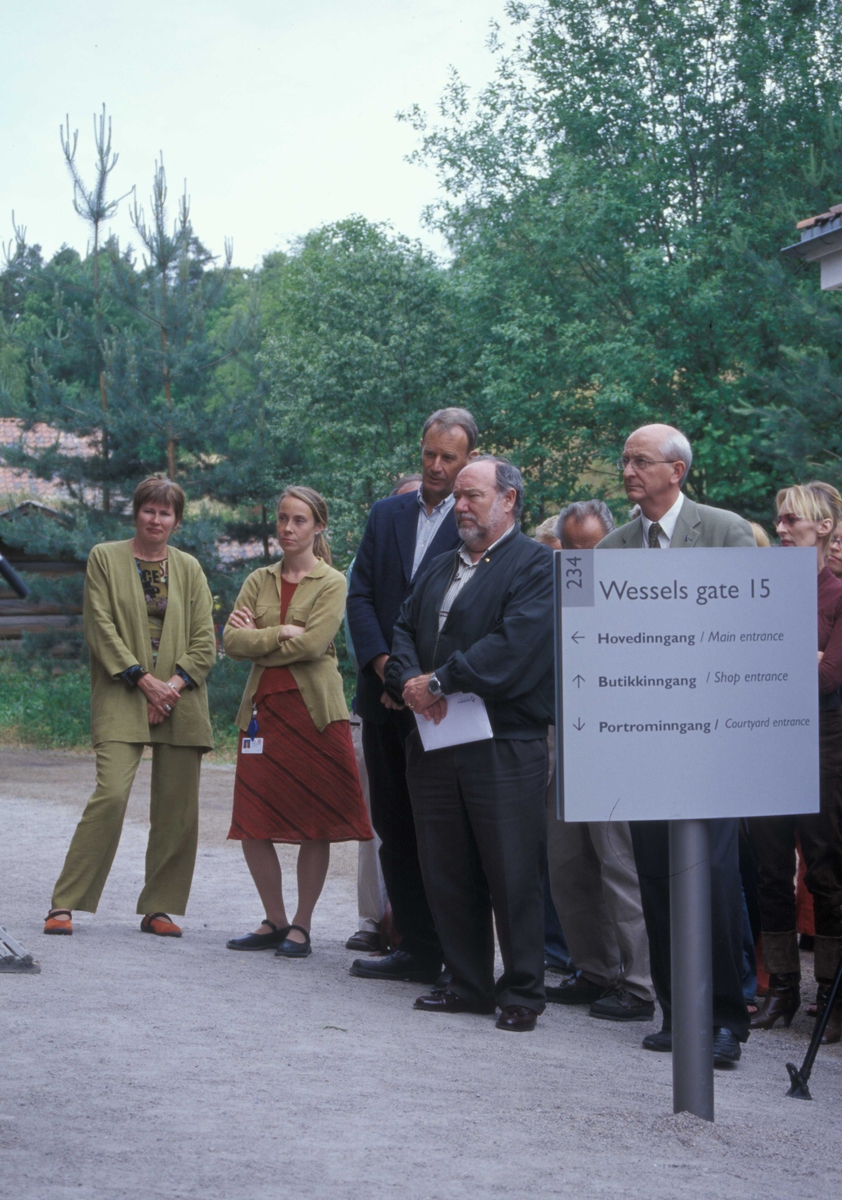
[{"left": 571, "top": 631, "right": 585, "bottom": 643}]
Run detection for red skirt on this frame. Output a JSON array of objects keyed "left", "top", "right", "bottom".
[{"left": 228, "top": 688, "right": 373, "bottom": 843}]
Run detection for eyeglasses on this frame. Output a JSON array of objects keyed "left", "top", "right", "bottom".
[
  {"left": 831, "top": 535, "right": 842, "bottom": 548},
  {"left": 616, "top": 456, "right": 676, "bottom": 472}
]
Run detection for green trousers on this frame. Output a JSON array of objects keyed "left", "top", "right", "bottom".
[{"left": 52, "top": 741, "right": 202, "bottom": 916}]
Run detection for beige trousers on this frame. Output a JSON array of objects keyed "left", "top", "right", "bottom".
[
  {"left": 351, "top": 719, "right": 387, "bottom": 931},
  {"left": 547, "top": 750, "right": 654, "bottom": 1002},
  {"left": 52, "top": 741, "right": 201, "bottom": 916}
]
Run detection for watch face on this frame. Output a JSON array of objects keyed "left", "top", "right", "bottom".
[{"left": 429, "top": 675, "right": 441, "bottom": 696}]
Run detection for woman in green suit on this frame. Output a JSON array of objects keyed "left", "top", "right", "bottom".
[{"left": 44, "top": 476, "right": 216, "bottom": 938}]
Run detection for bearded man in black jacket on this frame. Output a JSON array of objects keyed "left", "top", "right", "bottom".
[{"left": 385, "top": 457, "right": 554, "bottom": 1032}]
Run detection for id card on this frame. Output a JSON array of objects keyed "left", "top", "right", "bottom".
[{"left": 241, "top": 737, "right": 264, "bottom": 754}]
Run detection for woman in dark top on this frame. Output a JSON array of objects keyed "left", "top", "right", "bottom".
[{"left": 750, "top": 482, "right": 842, "bottom": 1040}]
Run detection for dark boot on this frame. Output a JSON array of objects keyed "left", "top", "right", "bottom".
[
  {"left": 815, "top": 983, "right": 842, "bottom": 1045},
  {"left": 750, "top": 972, "right": 801, "bottom": 1030}
]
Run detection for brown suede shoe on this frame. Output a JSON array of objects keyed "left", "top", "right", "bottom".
[
  {"left": 816, "top": 983, "right": 842, "bottom": 1044},
  {"left": 43, "top": 909, "right": 72, "bottom": 935},
  {"left": 140, "top": 912, "right": 182, "bottom": 938}
]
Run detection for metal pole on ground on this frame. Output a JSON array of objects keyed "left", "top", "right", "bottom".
[{"left": 669, "top": 818, "right": 714, "bottom": 1121}]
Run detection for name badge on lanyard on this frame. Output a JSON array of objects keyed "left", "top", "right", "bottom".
[{"left": 242, "top": 704, "right": 263, "bottom": 753}]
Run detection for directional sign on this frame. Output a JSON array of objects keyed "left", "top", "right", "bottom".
[{"left": 555, "top": 547, "right": 820, "bottom": 821}]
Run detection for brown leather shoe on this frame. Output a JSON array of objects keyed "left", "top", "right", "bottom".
[
  {"left": 750, "top": 972, "right": 800, "bottom": 1030},
  {"left": 546, "top": 969, "right": 605, "bottom": 1005},
  {"left": 345, "top": 930, "right": 380, "bottom": 953},
  {"left": 496, "top": 1004, "right": 543, "bottom": 1032},
  {"left": 44, "top": 909, "right": 72, "bottom": 935},
  {"left": 816, "top": 983, "right": 842, "bottom": 1044},
  {"left": 414, "top": 988, "right": 496, "bottom": 1014},
  {"left": 140, "top": 912, "right": 182, "bottom": 938}
]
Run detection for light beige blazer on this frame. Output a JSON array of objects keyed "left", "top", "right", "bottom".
[
  {"left": 83, "top": 540, "right": 215, "bottom": 749},
  {"left": 223, "top": 558, "right": 349, "bottom": 733}
]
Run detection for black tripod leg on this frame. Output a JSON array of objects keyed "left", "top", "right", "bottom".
[{"left": 786, "top": 949, "right": 842, "bottom": 1099}]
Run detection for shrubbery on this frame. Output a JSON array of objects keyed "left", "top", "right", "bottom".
[{"left": 0, "top": 655, "right": 250, "bottom": 756}]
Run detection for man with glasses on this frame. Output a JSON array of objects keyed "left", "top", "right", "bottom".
[{"left": 597, "top": 423, "right": 755, "bottom": 1066}]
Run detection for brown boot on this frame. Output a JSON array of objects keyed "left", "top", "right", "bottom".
[
  {"left": 750, "top": 972, "right": 801, "bottom": 1030},
  {"left": 815, "top": 983, "right": 842, "bottom": 1044}
]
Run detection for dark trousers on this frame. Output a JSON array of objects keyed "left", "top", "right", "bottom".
[
  {"left": 362, "top": 712, "right": 442, "bottom": 964},
  {"left": 629, "top": 817, "right": 749, "bottom": 1042},
  {"left": 406, "top": 732, "right": 547, "bottom": 1011},
  {"left": 749, "top": 712, "right": 842, "bottom": 937}
]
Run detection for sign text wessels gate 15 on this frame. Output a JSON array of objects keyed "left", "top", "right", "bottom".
[{"left": 556, "top": 548, "right": 819, "bottom": 821}]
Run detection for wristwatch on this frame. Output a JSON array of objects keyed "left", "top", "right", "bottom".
[{"left": 428, "top": 673, "right": 443, "bottom": 697}]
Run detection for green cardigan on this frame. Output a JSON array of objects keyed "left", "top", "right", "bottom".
[
  {"left": 83, "top": 540, "right": 215, "bottom": 750},
  {"left": 223, "top": 558, "right": 348, "bottom": 733}
]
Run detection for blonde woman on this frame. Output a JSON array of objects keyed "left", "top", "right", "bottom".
[
  {"left": 750, "top": 482, "right": 842, "bottom": 1040},
  {"left": 224, "top": 486, "right": 372, "bottom": 958}
]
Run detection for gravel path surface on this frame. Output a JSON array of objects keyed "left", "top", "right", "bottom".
[{"left": 2, "top": 747, "right": 841, "bottom": 1199}]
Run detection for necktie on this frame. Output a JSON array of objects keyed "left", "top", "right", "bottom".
[{"left": 648, "top": 522, "right": 663, "bottom": 549}]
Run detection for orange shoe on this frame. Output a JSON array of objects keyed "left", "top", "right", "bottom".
[
  {"left": 140, "top": 912, "right": 182, "bottom": 938},
  {"left": 44, "top": 909, "right": 73, "bottom": 935}
]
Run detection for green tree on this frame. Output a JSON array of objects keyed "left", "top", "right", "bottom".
[
  {"left": 260, "top": 217, "right": 471, "bottom": 559},
  {"left": 406, "top": 0, "right": 842, "bottom": 524}
]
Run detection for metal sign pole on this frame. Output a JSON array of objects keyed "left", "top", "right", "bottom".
[{"left": 669, "top": 818, "right": 714, "bottom": 1121}]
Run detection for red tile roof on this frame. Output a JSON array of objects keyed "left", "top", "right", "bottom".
[
  {"left": 795, "top": 203, "right": 842, "bottom": 230},
  {"left": 0, "top": 419, "right": 98, "bottom": 503}
]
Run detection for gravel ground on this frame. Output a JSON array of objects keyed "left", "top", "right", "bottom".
[{"left": 2, "top": 746, "right": 841, "bottom": 1200}]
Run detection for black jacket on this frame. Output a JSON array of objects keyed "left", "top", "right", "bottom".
[
  {"left": 385, "top": 527, "right": 554, "bottom": 739},
  {"left": 347, "top": 491, "right": 461, "bottom": 723}
]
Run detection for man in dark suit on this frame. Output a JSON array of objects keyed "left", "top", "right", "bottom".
[
  {"left": 597, "top": 423, "right": 754, "bottom": 1065},
  {"left": 346, "top": 407, "right": 478, "bottom": 982},
  {"left": 386, "top": 457, "right": 555, "bottom": 1031}
]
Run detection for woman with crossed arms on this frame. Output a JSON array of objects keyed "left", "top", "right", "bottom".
[{"left": 224, "top": 486, "right": 371, "bottom": 959}]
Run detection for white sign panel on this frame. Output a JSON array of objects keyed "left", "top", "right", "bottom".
[{"left": 556, "top": 547, "right": 820, "bottom": 821}]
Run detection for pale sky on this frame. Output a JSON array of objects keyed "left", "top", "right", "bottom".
[{"left": 1, "top": 1, "right": 512, "bottom": 269}]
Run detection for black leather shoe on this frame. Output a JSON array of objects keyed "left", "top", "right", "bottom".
[
  {"left": 349, "top": 949, "right": 442, "bottom": 983},
  {"left": 546, "top": 969, "right": 606, "bottom": 1005},
  {"left": 275, "top": 925, "right": 312, "bottom": 958},
  {"left": 496, "top": 1004, "right": 543, "bottom": 1032},
  {"left": 414, "top": 988, "right": 496, "bottom": 1015},
  {"left": 227, "top": 920, "right": 290, "bottom": 951},
  {"left": 345, "top": 930, "right": 380, "bottom": 953},
  {"left": 712, "top": 1026, "right": 741, "bottom": 1066},
  {"left": 589, "top": 986, "right": 655, "bottom": 1023},
  {"left": 642, "top": 1028, "right": 672, "bottom": 1052}
]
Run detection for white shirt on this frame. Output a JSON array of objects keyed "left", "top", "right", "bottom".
[
  {"left": 412, "top": 491, "right": 455, "bottom": 580},
  {"left": 437, "top": 522, "right": 517, "bottom": 630},
  {"left": 641, "top": 492, "right": 685, "bottom": 549}
]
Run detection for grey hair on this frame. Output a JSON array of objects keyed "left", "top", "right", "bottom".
[
  {"left": 421, "top": 407, "right": 479, "bottom": 453},
  {"left": 469, "top": 454, "right": 524, "bottom": 520},
  {"left": 390, "top": 473, "right": 422, "bottom": 496},
  {"left": 659, "top": 427, "right": 693, "bottom": 479},
  {"left": 555, "top": 500, "right": 615, "bottom": 545}
]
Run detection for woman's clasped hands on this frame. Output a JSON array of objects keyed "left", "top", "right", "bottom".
[{"left": 138, "top": 672, "right": 185, "bottom": 726}]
